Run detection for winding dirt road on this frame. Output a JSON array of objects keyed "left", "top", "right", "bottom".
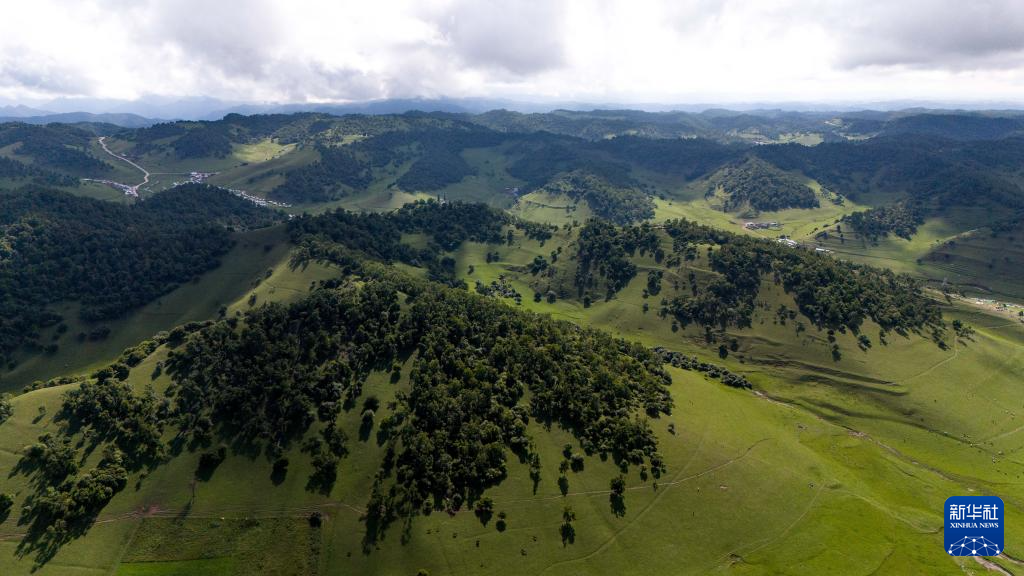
[{"left": 97, "top": 136, "right": 149, "bottom": 196}]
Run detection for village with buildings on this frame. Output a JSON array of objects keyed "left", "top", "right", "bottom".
[{"left": 87, "top": 136, "right": 291, "bottom": 209}]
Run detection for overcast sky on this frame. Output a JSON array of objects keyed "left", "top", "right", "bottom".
[{"left": 4, "top": 0, "right": 1024, "bottom": 107}]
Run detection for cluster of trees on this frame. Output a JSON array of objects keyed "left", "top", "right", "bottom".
[
  {"left": 573, "top": 219, "right": 662, "bottom": 300},
  {"left": 357, "top": 271, "right": 670, "bottom": 544},
  {"left": 540, "top": 171, "right": 654, "bottom": 224},
  {"left": 0, "top": 394, "right": 11, "bottom": 424},
  {"left": 0, "top": 184, "right": 280, "bottom": 367},
  {"left": 593, "top": 136, "right": 741, "bottom": 179},
  {"left": 708, "top": 157, "right": 818, "bottom": 213},
  {"left": 14, "top": 429, "right": 128, "bottom": 562},
  {"left": 7, "top": 324, "right": 213, "bottom": 561},
  {"left": 390, "top": 201, "right": 508, "bottom": 249},
  {"left": 165, "top": 283, "right": 403, "bottom": 454},
  {"left": 841, "top": 203, "right": 924, "bottom": 239},
  {"left": 60, "top": 373, "right": 167, "bottom": 467},
  {"left": 272, "top": 145, "right": 374, "bottom": 203},
  {"left": 506, "top": 138, "right": 638, "bottom": 194},
  {"left": 395, "top": 148, "right": 474, "bottom": 191},
  {"left": 653, "top": 348, "right": 752, "bottom": 389},
  {"left": 20, "top": 441, "right": 128, "bottom": 546}
]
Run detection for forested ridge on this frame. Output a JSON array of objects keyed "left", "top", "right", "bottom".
[
  {"left": 288, "top": 199, "right": 550, "bottom": 284},
  {"left": 0, "top": 123, "right": 111, "bottom": 174},
  {"left": 0, "top": 156, "right": 79, "bottom": 187},
  {"left": 707, "top": 156, "right": 818, "bottom": 212},
  {"left": 0, "top": 184, "right": 281, "bottom": 368},
  {"left": 539, "top": 171, "right": 655, "bottom": 224},
  {"left": 662, "top": 217, "right": 943, "bottom": 337},
  {"left": 566, "top": 217, "right": 943, "bottom": 342}
]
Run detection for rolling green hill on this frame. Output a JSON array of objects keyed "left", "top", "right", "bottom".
[
  {"left": 1, "top": 212, "right": 1020, "bottom": 574},
  {"left": 2, "top": 110, "right": 1024, "bottom": 575}
]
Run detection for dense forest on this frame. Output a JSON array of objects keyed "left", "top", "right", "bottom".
[
  {"left": 171, "top": 125, "right": 233, "bottom": 158},
  {"left": 0, "top": 156, "right": 79, "bottom": 187},
  {"left": 271, "top": 145, "right": 374, "bottom": 203},
  {"left": 288, "top": 200, "right": 553, "bottom": 285},
  {"left": 0, "top": 123, "right": 112, "bottom": 174},
  {"left": 840, "top": 203, "right": 924, "bottom": 240},
  {"left": 0, "top": 184, "right": 281, "bottom": 368},
  {"left": 573, "top": 220, "right": 662, "bottom": 300}
]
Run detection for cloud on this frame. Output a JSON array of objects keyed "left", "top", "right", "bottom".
[
  {"left": 0, "top": 53, "right": 94, "bottom": 97},
  {"left": 436, "top": 0, "right": 568, "bottom": 76},
  {"left": 3, "top": 0, "right": 1024, "bottom": 106},
  {"left": 827, "top": 0, "right": 1024, "bottom": 69},
  {"left": 141, "top": 0, "right": 286, "bottom": 80}
]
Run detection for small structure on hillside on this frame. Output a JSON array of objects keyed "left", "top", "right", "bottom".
[{"left": 744, "top": 221, "right": 780, "bottom": 230}]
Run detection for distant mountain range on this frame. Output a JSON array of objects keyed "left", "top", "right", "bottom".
[
  {"left": 4, "top": 97, "right": 1024, "bottom": 134},
  {"left": 3, "top": 96, "right": 1024, "bottom": 127},
  {"left": 0, "top": 111, "right": 156, "bottom": 128}
]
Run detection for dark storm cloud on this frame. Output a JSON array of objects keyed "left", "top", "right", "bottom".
[
  {"left": 830, "top": 0, "right": 1024, "bottom": 69},
  {"left": 436, "top": 0, "right": 568, "bottom": 76}
]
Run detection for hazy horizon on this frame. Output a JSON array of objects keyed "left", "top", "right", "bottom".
[{"left": 7, "top": 94, "right": 1024, "bottom": 123}]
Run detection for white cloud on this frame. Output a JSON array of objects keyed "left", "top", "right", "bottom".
[{"left": 1, "top": 0, "right": 1024, "bottom": 105}]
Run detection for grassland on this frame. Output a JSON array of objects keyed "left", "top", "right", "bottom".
[
  {"left": 810, "top": 217, "right": 1024, "bottom": 303},
  {"left": 208, "top": 146, "right": 319, "bottom": 197},
  {"left": 508, "top": 190, "right": 593, "bottom": 227},
  {"left": 432, "top": 146, "right": 525, "bottom": 208},
  {"left": 652, "top": 178, "right": 866, "bottom": 241},
  {"left": 2, "top": 307, "right": 1017, "bottom": 574}
]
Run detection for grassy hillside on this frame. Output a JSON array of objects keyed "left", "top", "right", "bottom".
[
  {"left": 0, "top": 235, "right": 1019, "bottom": 575},
  {"left": 810, "top": 217, "right": 1024, "bottom": 303},
  {"left": 1, "top": 299, "right": 1018, "bottom": 574},
  {"left": 208, "top": 146, "right": 319, "bottom": 197},
  {"left": 2, "top": 112, "right": 1024, "bottom": 575}
]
